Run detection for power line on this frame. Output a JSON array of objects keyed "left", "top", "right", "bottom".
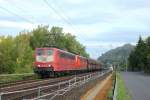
[
  {"left": 5, "top": 0, "right": 36, "bottom": 23},
  {"left": 52, "top": 1, "right": 87, "bottom": 36},
  {"left": 43, "top": 0, "right": 74, "bottom": 26},
  {"left": 43, "top": 0, "right": 88, "bottom": 41},
  {"left": 50, "top": 0, "right": 101, "bottom": 56},
  {"left": 43, "top": 0, "right": 91, "bottom": 56},
  {"left": 0, "top": 6, "right": 34, "bottom": 24}
]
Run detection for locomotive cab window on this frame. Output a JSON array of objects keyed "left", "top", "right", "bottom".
[
  {"left": 46, "top": 49, "right": 54, "bottom": 62},
  {"left": 47, "top": 49, "right": 53, "bottom": 55},
  {"left": 37, "top": 49, "right": 43, "bottom": 55}
]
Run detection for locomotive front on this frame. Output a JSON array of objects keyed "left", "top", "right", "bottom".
[{"left": 34, "top": 48, "right": 55, "bottom": 77}]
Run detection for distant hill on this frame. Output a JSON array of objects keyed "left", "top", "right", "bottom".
[{"left": 98, "top": 44, "right": 135, "bottom": 68}]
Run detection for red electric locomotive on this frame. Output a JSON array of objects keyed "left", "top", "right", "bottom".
[
  {"left": 34, "top": 47, "right": 87, "bottom": 77},
  {"left": 34, "top": 47, "right": 101, "bottom": 77}
]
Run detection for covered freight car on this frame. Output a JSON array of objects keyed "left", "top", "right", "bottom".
[{"left": 87, "top": 58, "right": 101, "bottom": 71}]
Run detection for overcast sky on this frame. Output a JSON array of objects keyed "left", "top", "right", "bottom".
[{"left": 0, "top": 0, "right": 150, "bottom": 58}]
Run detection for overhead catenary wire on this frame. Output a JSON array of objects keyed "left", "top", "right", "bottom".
[
  {"left": 0, "top": 1, "right": 87, "bottom": 39},
  {"left": 5, "top": 0, "right": 36, "bottom": 23},
  {"left": 51, "top": 0, "right": 89, "bottom": 39},
  {"left": 51, "top": 3, "right": 92, "bottom": 55},
  {"left": 49, "top": 2, "right": 100, "bottom": 57},
  {"left": 43, "top": 0, "right": 88, "bottom": 41},
  {"left": 43, "top": 0, "right": 91, "bottom": 55},
  {"left": 2, "top": 0, "right": 88, "bottom": 41},
  {"left": 0, "top": 6, "right": 34, "bottom": 24},
  {"left": 0, "top": 1, "right": 92, "bottom": 55},
  {"left": 43, "top": 0, "right": 77, "bottom": 31}
]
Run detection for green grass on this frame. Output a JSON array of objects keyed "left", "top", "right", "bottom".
[
  {"left": 117, "top": 72, "right": 131, "bottom": 100},
  {"left": 0, "top": 73, "right": 38, "bottom": 84}
]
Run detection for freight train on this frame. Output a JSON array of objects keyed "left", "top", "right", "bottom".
[{"left": 34, "top": 47, "right": 101, "bottom": 78}]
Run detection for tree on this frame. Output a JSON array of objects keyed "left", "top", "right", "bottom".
[
  {"left": 49, "top": 26, "right": 65, "bottom": 48},
  {"left": 145, "top": 37, "right": 150, "bottom": 72},
  {"left": 29, "top": 25, "right": 89, "bottom": 57},
  {"left": 128, "top": 36, "right": 148, "bottom": 72},
  {"left": 14, "top": 32, "right": 34, "bottom": 73},
  {"left": 135, "top": 36, "right": 146, "bottom": 71},
  {"left": 30, "top": 25, "right": 50, "bottom": 49},
  {"left": 0, "top": 36, "right": 16, "bottom": 74},
  {"left": 128, "top": 51, "right": 137, "bottom": 71}
]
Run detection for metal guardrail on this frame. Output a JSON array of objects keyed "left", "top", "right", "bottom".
[
  {"left": 113, "top": 73, "right": 117, "bottom": 100},
  {"left": 0, "top": 70, "right": 111, "bottom": 100}
]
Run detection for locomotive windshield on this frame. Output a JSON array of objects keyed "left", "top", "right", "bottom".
[
  {"left": 37, "top": 49, "right": 43, "bottom": 55},
  {"left": 36, "top": 49, "right": 54, "bottom": 62},
  {"left": 47, "top": 50, "right": 53, "bottom": 56}
]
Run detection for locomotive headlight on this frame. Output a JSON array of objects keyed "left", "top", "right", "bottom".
[
  {"left": 38, "top": 65, "right": 40, "bottom": 67},
  {"left": 48, "top": 65, "right": 51, "bottom": 67}
]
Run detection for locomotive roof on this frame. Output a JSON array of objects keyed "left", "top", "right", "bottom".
[
  {"left": 36, "top": 47, "right": 76, "bottom": 56},
  {"left": 35, "top": 47, "right": 99, "bottom": 63}
]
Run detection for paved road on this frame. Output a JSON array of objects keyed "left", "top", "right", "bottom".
[{"left": 122, "top": 72, "right": 150, "bottom": 100}]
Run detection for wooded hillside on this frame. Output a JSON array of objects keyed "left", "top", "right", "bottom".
[{"left": 98, "top": 44, "right": 134, "bottom": 70}]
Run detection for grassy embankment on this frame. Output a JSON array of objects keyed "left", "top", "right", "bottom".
[
  {"left": 0, "top": 73, "right": 38, "bottom": 84},
  {"left": 117, "top": 72, "right": 131, "bottom": 100}
]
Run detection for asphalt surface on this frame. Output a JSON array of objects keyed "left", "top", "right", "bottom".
[{"left": 122, "top": 72, "right": 150, "bottom": 100}]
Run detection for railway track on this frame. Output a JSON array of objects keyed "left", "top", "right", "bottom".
[
  {"left": 1, "top": 72, "right": 96, "bottom": 92},
  {"left": 0, "top": 70, "right": 111, "bottom": 100},
  {"left": 0, "top": 79, "right": 41, "bottom": 89},
  {"left": 0, "top": 74, "right": 37, "bottom": 88}
]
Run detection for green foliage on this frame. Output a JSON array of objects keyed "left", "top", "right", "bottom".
[
  {"left": 98, "top": 44, "right": 134, "bottom": 70},
  {"left": 64, "top": 33, "right": 89, "bottom": 57},
  {"left": 14, "top": 32, "right": 34, "bottom": 73},
  {"left": 0, "top": 36, "right": 16, "bottom": 74},
  {"left": 30, "top": 25, "right": 89, "bottom": 57},
  {"left": 128, "top": 36, "right": 150, "bottom": 73},
  {"left": 0, "top": 25, "right": 89, "bottom": 74},
  {"left": 30, "top": 25, "right": 50, "bottom": 49}
]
